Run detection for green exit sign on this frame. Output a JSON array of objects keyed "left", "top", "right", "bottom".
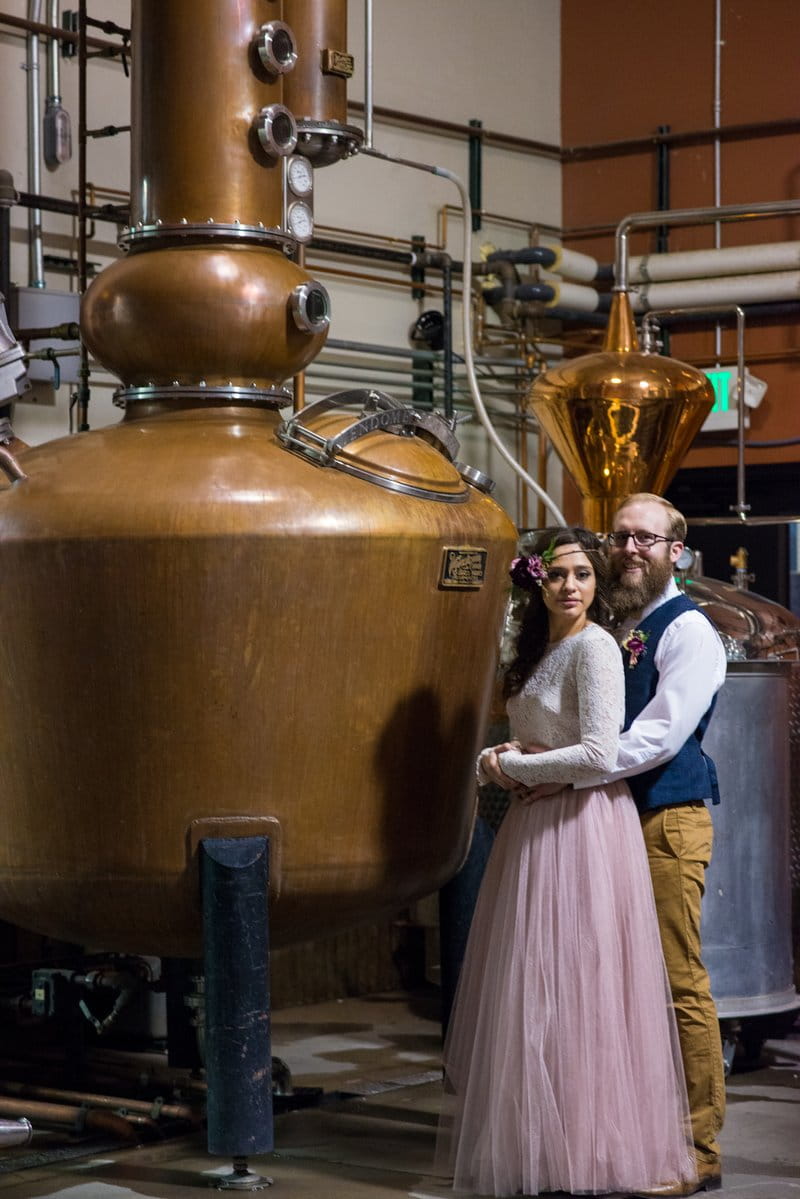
[
  {"left": 701, "top": 366, "right": 747, "bottom": 431},
  {"left": 704, "top": 367, "right": 733, "bottom": 413}
]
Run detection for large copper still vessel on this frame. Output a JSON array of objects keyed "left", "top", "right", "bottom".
[{"left": 0, "top": 0, "right": 517, "bottom": 957}]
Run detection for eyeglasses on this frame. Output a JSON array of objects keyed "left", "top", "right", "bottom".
[{"left": 606, "top": 530, "right": 674, "bottom": 549}]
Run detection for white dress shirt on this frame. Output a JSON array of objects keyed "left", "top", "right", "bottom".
[{"left": 585, "top": 578, "right": 727, "bottom": 788}]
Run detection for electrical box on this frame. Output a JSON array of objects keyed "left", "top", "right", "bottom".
[{"left": 8, "top": 286, "right": 81, "bottom": 387}]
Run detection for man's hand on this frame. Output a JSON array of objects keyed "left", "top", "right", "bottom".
[{"left": 517, "top": 781, "right": 563, "bottom": 806}]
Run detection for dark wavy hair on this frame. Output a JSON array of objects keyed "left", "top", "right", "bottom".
[{"left": 503, "top": 526, "right": 613, "bottom": 699}]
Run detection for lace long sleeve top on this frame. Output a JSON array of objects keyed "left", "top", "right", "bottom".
[{"left": 481, "top": 623, "right": 624, "bottom": 789}]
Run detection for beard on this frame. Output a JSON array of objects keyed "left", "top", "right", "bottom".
[{"left": 609, "top": 551, "right": 675, "bottom": 620}]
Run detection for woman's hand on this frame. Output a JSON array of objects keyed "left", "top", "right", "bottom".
[{"left": 480, "top": 741, "right": 520, "bottom": 789}]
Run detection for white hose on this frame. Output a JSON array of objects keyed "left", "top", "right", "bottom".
[
  {"left": 361, "top": 149, "right": 567, "bottom": 526},
  {"left": 432, "top": 165, "right": 567, "bottom": 525}
]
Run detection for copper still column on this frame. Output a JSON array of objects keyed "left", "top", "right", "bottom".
[{"left": 0, "top": 0, "right": 517, "bottom": 958}]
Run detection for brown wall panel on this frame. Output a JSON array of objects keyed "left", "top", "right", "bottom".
[{"left": 561, "top": 1, "right": 800, "bottom": 479}]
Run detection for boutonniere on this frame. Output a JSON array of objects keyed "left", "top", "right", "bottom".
[{"left": 621, "top": 628, "right": 649, "bottom": 668}]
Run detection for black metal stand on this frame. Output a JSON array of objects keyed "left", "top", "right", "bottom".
[{"left": 201, "top": 836, "right": 273, "bottom": 1191}]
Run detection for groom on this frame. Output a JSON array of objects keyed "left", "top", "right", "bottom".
[{"left": 606, "top": 492, "right": 726, "bottom": 1198}]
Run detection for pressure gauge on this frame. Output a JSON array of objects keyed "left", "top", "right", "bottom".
[
  {"left": 287, "top": 155, "right": 313, "bottom": 198},
  {"left": 287, "top": 200, "right": 314, "bottom": 243},
  {"left": 675, "top": 546, "right": 695, "bottom": 572}
]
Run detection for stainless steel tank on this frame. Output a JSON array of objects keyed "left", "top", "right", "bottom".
[
  {"left": 684, "top": 558, "right": 800, "bottom": 1043},
  {"left": 700, "top": 660, "right": 795, "bottom": 1017}
]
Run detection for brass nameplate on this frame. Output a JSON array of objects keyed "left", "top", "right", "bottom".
[
  {"left": 440, "top": 546, "right": 488, "bottom": 590},
  {"left": 322, "top": 49, "right": 355, "bottom": 78}
]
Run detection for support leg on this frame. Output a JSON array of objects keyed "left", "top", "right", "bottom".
[{"left": 201, "top": 835, "right": 273, "bottom": 1191}]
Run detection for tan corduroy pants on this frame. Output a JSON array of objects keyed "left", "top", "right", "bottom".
[{"left": 640, "top": 802, "right": 726, "bottom": 1172}]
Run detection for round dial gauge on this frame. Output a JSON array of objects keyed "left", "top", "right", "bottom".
[
  {"left": 287, "top": 155, "right": 313, "bottom": 197},
  {"left": 675, "top": 546, "right": 695, "bottom": 571},
  {"left": 287, "top": 200, "right": 314, "bottom": 243}
]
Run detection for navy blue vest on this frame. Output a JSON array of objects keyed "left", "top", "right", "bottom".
[{"left": 622, "top": 594, "right": 721, "bottom": 813}]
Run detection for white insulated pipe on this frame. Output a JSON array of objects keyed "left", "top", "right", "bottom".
[
  {"left": 629, "top": 241, "right": 800, "bottom": 283},
  {"left": 631, "top": 269, "right": 800, "bottom": 312},
  {"left": 539, "top": 275, "right": 601, "bottom": 312},
  {"left": 544, "top": 244, "right": 599, "bottom": 284}
]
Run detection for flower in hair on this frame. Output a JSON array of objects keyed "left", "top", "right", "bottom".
[
  {"left": 509, "top": 538, "right": 557, "bottom": 591},
  {"left": 621, "top": 628, "right": 650, "bottom": 669}
]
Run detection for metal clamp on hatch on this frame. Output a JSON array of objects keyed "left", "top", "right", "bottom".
[{"left": 277, "top": 390, "right": 493, "bottom": 502}]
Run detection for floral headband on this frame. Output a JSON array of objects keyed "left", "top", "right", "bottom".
[{"left": 509, "top": 537, "right": 557, "bottom": 591}]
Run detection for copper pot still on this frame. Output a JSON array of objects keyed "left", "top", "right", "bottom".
[
  {"left": 526, "top": 291, "right": 715, "bottom": 535},
  {"left": 0, "top": 0, "right": 517, "bottom": 956}
]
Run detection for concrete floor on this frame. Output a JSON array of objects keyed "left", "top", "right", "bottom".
[{"left": 0, "top": 990, "right": 795, "bottom": 1198}]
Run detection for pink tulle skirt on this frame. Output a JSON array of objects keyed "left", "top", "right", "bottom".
[{"left": 436, "top": 782, "right": 696, "bottom": 1197}]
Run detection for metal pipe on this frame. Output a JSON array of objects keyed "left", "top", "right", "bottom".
[
  {"left": 0, "top": 1118, "right": 32, "bottom": 1148},
  {"left": 0, "top": 1095, "right": 138, "bottom": 1140},
  {"left": 75, "top": 0, "right": 89, "bottom": 431},
  {"left": 26, "top": 0, "right": 45, "bottom": 287},
  {"left": 656, "top": 123, "right": 670, "bottom": 254},
  {"left": 0, "top": 1081, "right": 199, "bottom": 1124},
  {"left": 45, "top": 0, "right": 58, "bottom": 97},
  {"left": 441, "top": 259, "right": 453, "bottom": 417},
  {"left": 614, "top": 199, "right": 800, "bottom": 293},
  {"left": 347, "top": 98, "right": 562, "bottom": 162},
  {"left": 44, "top": 0, "right": 71, "bottom": 168},
  {"left": 363, "top": 0, "right": 373, "bottom": 150},
  {"left": 642, "top": 303, "right": 747, "bottom": 518},
  {"left": 713, "top": 0, "right": 723, "bottom": 363},
  {"left": 0, "top": 10, "right": 124, "bottom": 53},
  {"left": 0, "top": 170, "right": 17, "bottom": 301},
  {"left": 562, "top": 116, "right": 800, "bottom": 163},
  {"left": 468, "top": 118, "right": 482, "bottom": 232}
]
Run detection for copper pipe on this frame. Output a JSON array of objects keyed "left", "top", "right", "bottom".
[
  {"left": 0, "top": 445, "right": 28, "bottom": 483},
  {"left": 0, "top": 1095, "right": 138, "bottom": 1141},
  {"left": 536, "top": 428, "right": 548, "bottom": 529},
  {"left": 0, "top": 1080, "right": 200, "bottom": 1124},
  {"left": 0, "top": 9, "right": 125, "bottom": 54},
  {"left": 293, "top": 244, "right": 306, "bottom": 411},
  {"left": 347, "top": 99, "right": 561, "bottom": 161}
]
